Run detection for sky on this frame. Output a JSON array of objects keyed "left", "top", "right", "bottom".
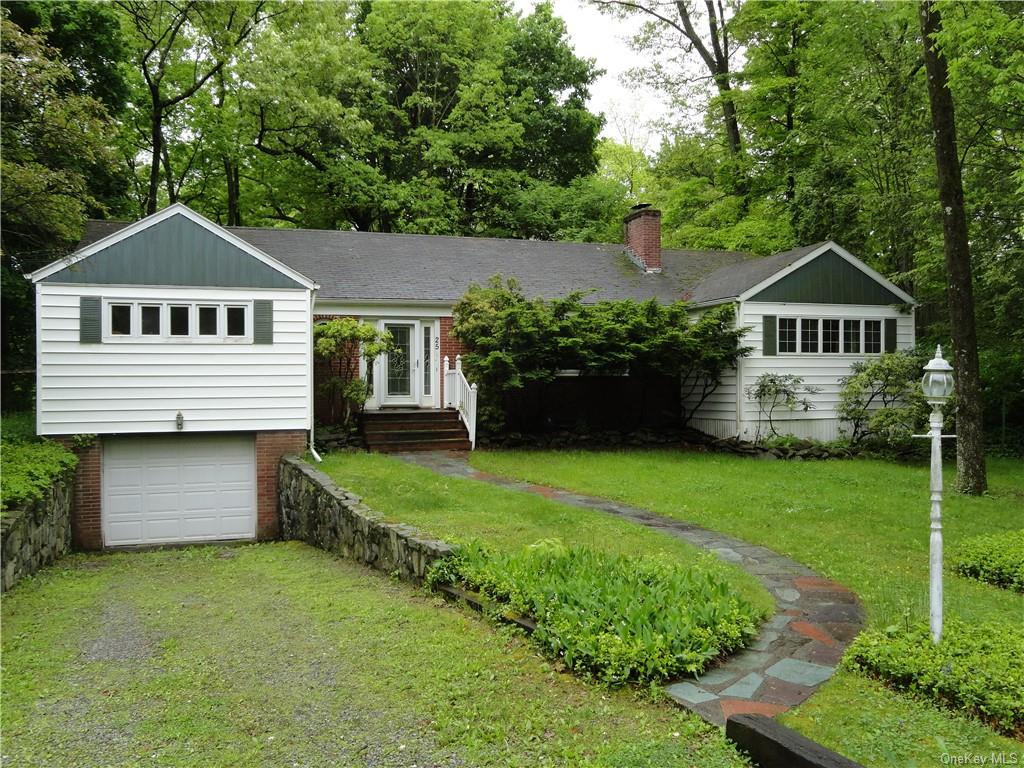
[{"left": 510, "top": 0, "right": 673, "bottom": 150}]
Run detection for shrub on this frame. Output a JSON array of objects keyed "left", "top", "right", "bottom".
[
  {"left": 428, "top": 539, "right": 765, "bottom": 684},
  {"left": 950, "top": 530, "right": 1024, "bottom": 593},
  {"left": 744, "top": 372, "right": 821, "bottom": 441},
  {"left": 450, "top": 277, "right": 750, "bottom": 433},
  {"left": 1, "top": 438, "right": 78, "bottom": 512},
  {"left": 843, "top": 618, "right": 1024, "bottom": 737},
  {"left": 838, "top": 350, "right": 930, "bottom": 445}
]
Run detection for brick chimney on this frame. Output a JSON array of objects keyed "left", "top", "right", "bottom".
[{"left": 624, "top": 204, "right": 662, "bottom": 273}]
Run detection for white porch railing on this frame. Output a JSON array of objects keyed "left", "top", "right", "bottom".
[{"left": 443, "top": 355, "right": 478, "bottom": 449}]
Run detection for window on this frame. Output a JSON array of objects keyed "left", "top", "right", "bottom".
[
  {"left": 423, "top": 325, "right": 432, "bottom": 396},
  {"left": 198, "top": 306, "right": 218, "bottom": 336},
  {"left": 110, "top": 304, "right": 132, "bottom": 335},
  {"left": 141, "top": 305, "right": 161, "bottom": 335},
  {"left": 226, "top": 306, "right": 246, "bottom": 337},
  {"left": 843, "top": 319, "right": 861, "bottom": 353},
  {"left": 822, "top": 319, "right": 840, "bottom": 353},
  {"left": 102, "top": 300, "right": 251, "bottom": 342},
  {"left": 800, "top": 319, "right": 819, "bottom": 353},
  {"left": 779, "top": 315, "right": 886, "bottom": 355},
  {"left": 864, "top": 320, "right": 882, "bottom": 353},
  {"left": 779, "top": 317, "right": 797, "bottom": 353},
  {"left": 170, "top": 305, "right": 190, "bottom": 336}
]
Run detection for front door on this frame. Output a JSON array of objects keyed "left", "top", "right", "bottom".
[{"left": 382, "top": 321, "right": 417, "bottom": 406}]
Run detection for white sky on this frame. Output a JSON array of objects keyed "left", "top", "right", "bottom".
[{"left": 510, "top": 0, "right": 673, "bottom": 150}]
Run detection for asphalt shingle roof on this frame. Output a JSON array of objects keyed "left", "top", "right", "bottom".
[{"left": 78, "top": 219, "right": 757, "bottom": 304}]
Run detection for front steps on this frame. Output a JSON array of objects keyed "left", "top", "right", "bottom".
[{"left": 361, "top": 409, "right": 471, "bottom": 452}]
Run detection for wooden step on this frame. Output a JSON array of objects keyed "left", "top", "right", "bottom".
[
  {"left": 365, "top": 428, "right": 468, "bottom": 444},
  {"left": 370, "top": 437, "right": 471, "bottom": 453},
  {"left": 360, "top": 408, "right": 470, "bottom": 452}
]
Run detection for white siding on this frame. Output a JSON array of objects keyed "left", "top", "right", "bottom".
[
  {"left": 37, "top": 284, "right": 312, "bottom": 435},
  {"left": 735, "top": 301, "right": 915, "bottom": 441}
]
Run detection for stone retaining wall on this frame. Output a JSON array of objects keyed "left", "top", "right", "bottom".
[
  {"left": 279, "top": 456, "right": 455, "bottom": 582},
  {"left": 1, "top": 468, "right": 74, "bottom": 592}
]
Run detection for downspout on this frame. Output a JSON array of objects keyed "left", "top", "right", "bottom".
[{"left": 308, "top": 286, "right": 323, "bottom": 462}]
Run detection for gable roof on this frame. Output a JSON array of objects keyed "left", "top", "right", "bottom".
[
  {"left": 74, "top": 218, "right": 752, "bottom": 305},
  {"left": 30, "top": 204, "right": 317, "bottom": 290},
  {"left": 688, "top": 241, "right": 914, "bottom": 306}
]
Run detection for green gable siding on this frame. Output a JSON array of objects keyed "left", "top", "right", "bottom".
[
  {"left": 44, "top": 214, "right": 304, "bottom": 289},
  {"left": 749, "top": 249, "right": 904, "bottom": 305}
]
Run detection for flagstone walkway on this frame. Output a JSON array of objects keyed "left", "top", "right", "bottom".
[{"left": 394, "top": 451, "right": 865, "bottom": 727}]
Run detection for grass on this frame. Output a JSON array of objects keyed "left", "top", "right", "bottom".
[
  {"left": 317, "top": 451, "right": 773, "bottom": 617},
  {"left": 468, "top": 449, "right": 1024, "bottom": 765},
  {"left": 1, "top": 543, "right": 754, "bottom": 767}
]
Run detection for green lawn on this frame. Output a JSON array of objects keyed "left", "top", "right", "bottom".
[
  {"left": 2, "top": 543, "right": 752, "bottom": 767},
  {"left": 469, "top": 449, "right": 1024, "bottom": 764},
  {"left": 317, "top": 451, "right": 773, "bottom": 617}
]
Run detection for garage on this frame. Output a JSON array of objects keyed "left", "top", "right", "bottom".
[{"left": 103, "top": 434, "right": 256, "bottom": 547}]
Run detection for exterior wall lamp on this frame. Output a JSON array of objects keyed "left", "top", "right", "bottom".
[{"left": 176, "top": 411, "right": 184, "bottom": 431}]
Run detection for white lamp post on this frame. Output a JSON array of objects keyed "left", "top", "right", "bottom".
[{"left": 920, "top": 345, "right": 955, "bottom": 643}]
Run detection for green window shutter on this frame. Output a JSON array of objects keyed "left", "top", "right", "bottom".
[
  {"left": 884, "top": 318, "right": 897, "bottom": 352},
  {"left": 762, "top": 315, "right": 777, "bottom": 356},
  {"left": 80, "top": 296, "right": 101, "bottom": 343},
  {"left": 253, "top": 299, "right": 273, "bottom": 344}
]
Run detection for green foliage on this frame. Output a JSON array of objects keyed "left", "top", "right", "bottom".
[
  {"left": 452, "top": 278, "right": 748, "bottom": 432},
  {"left": 313, "top": 318, "right": 394, "bottom": 426},
  {"left": 843, "top": 618, "right": 1024, "bottom": 737},
  {"left": 744, "top": 373, "right": 821, "bottom": 440},
  {"left": 1, "top": 413, "right": 77, "bottom": 512},
  {"left": 429, "top": 539, "right": 764, "bottom": 684},
  {"left": 838, "top": 350, "right": 930, "bottom": 444},
  {"left": 950, "top": 530, "right": 1024, "bottom": 593}
]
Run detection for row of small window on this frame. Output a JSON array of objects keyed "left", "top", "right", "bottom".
[
  {"left": 778, "top": 318, "right": 883, "bottom": 354},
  {"left": 108, "top": 301, "right": 249, "bottom": 339}
]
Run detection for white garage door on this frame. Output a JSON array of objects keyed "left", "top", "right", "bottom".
[{"left": 103, "top": 434, "right": 256, "bottom": 546}]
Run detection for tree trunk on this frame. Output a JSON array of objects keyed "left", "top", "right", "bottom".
[
  {"left": 919, "top": 0, "right": 987, "bottom": 494},
  {"left": 147, "top": 101, "right": 163, "bottom": 215},
  {"left": 224, "top": 157, "right": 241, "bottom": 226},
  {"left": 717, "top": 78, "right": 742, "bottom": 156}
]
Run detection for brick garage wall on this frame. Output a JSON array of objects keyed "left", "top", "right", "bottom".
[
  {"left": 439, "top": 315, "right": 467, "bottom": 407},
  {"left": 53, "top": 437, "right": 103, "bottom": 551},
  {"left": 255, "top": 430, "right": 308, "bottom": 540}
]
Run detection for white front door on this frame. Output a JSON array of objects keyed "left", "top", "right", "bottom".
[{"left": 103, "top": 434, "right": 256, "bottom": 546}]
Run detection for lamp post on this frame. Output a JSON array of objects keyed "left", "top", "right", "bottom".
[{"left": 920, "top": 345, "right": 955, "bottom": 643}]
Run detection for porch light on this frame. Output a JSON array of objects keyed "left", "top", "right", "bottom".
[{"left": 921, "top": 345, "right": 955, "bottom": 405}]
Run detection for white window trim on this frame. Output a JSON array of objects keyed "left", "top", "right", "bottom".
[
  {"left": 102, "top": 299, "right": 253, "bottom": 343},
  {"left": 776, "top": 315, "right": 886, "bottom": 356}
]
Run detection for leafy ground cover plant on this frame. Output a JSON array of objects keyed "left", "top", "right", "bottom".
[
  {"left": 843, "top": 618, "right": 1024, "bottom": 738},
  {"left": 429, "top": 539, "right": 765, "bottom": 684},
  {"left": 950, "top": 529, "right": 1024, "bottom": 593},
  {"left": 0, "top": 413, "right": 77, "bottom": 512}
]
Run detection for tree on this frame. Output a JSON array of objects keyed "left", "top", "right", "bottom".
[
  {"left": 1, "top": 15, "right": 121, "bottom": 406},
  {"left": 116, "top": 0, "right": 275, "bottom": 214},
  {"left": 313, "top": 318, "right": 393, "bottom": 427},
  {"left": 594, "top": 0, "right": 742, "bottom": 156},
  {"left": 919, "top": 0, "right": 987, "bottom": 493}
]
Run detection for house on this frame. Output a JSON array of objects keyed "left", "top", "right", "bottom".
[{"left": 30, "top": 203, "right": 914, "bottom": 549}]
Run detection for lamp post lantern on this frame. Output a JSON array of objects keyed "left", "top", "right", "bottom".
[{"left": 920, "top": 345, "right": 954, "bottom": 643}]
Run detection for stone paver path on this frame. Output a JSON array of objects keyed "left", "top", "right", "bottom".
[{"left": 395, "top": 451, "right": 865, "bottom": 726}]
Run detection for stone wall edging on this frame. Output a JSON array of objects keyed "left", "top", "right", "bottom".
[
  {"left": 278, "top": 456, "right": 456, "bottom": 582},
  {"left": 1, "top": 467, "right": 75, "bottom": 592}
]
